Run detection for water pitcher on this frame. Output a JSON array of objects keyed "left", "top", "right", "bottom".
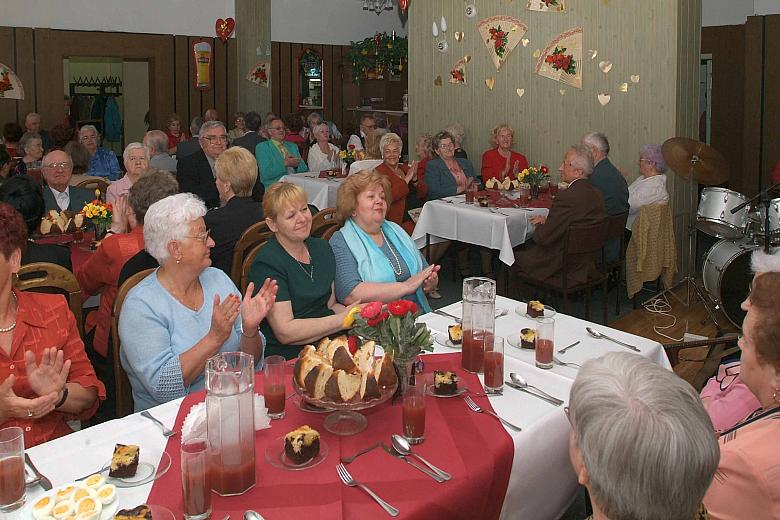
[{"left": 461, "top": 277, "right": 496, "bottom": 373}]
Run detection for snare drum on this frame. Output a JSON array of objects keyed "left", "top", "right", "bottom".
[
  {"left": 702, "top": 238, "right": 758, "bottom": 328},
  {"left": 751, "top": 198, "right": 780, "bottom": 242},
  {"left": 697, "top": 187, "right": 749, "bottom": 239}
]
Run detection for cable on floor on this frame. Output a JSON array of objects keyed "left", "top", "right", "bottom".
[{"left": 642, "top": 293, "right": 685, "bottom": 343}]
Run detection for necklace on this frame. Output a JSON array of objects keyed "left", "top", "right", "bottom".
[
  {"left": 381, "top": 230, "right": 403, "bottom": 276},
  {"left": 0, "top": 292, "right": 18, "bottom": 333},
  {"left": 293, "top": 245, "right": 315, "bottom": 282}
]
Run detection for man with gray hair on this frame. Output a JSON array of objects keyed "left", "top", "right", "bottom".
[
  {"left": 511, "top": 144, "right": 606, "bottom": 284},
  {"left": 176, "top": 120, "right": 228, "bottom": 208},
  {"left": 581, "top": 132, "right": 629, "bottom": 216},
  {"left": 568, "top": 352, "right": 719, "bottom": 520},
  {"left": 175, "top": 117, "right": 205, "bottom": 159},
  {"left": 143, "top": 130, "right": 177, "bottom": 173},
  {"left": 24, "top": 112, "right": 53, "bottom": 151}
]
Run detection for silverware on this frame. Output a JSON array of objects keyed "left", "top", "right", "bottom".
[
  {"left": 553, "top": 357, "right": 581, "bottom": 368},
  {"left": 586, "top": 327, "right": 641, "bottom": 352},
  {"left": 557, "top": 340, "right": 581, "bottom": 354},
  {"left": 509, "top": 373, "right": 565, "bottom": 406},
  {"left": 381, "top": 444, "right": 446, "bottom": 482},
  {"left": 464, "top": 395, "right": 522, "bottom": 431},
  {"left": 25, "top": 453, "right": 52, "bottom": 491},
  {"left": 244, "top": 510, "right": 265, "bottom": 520},
  {"left": 141, "top": 410, "right": 176, "bottom": 437},
  {"left": 336, "top": 463, "right": 399, "bottom": 517},
  {"left": 432, "top": 309, "right": 461, "bottom": 321},
  {"left": 494, "top": 308, "right": 509, "bottom": 319},
  {"left": 504, "top": 381, "right": 563, "bottom": 406},
  {"left": 341, "top": 442, "right": 382, "bottom": 464},
  {"left": 391, "top": 435, "right": 452, "bottom": 481}
]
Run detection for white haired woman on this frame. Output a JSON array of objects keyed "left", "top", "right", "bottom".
[
  {"left": 118, "top": 193, "right": 278, "bottom": 411},
  {"left": 12, "top": 132, "right": 44, "bottom": 177},
  {"left": 626, "top": 144, "right": 670, "bottom": 231},
  {"left": 568, "top": 352, "right": 718, "bottom": 520},
  {"left": 107, "top": 142, "right": 149, "bottom": 204},
  {"left": 443, "top": 123, "right": 468, "bottom": 159},
  {"left": 374, "top": 132, "right": 417, "bottom": 230},
  {"left": 79, "top": 125, "right": 121, "bottom": 181},
  {"left": 306, "top": 123, "right": 341, "bottom": 173},
  {"left": 480, "top": 124, "right": 528, "bottom": 184}
]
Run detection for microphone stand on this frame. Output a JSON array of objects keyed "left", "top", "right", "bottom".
[{"left": 730, "top": 181, "right": 780, "bottom": 254}]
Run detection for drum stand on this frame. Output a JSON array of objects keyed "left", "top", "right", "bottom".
[
  {"left": 652, "top": 154, "right": 723, "bottom": 332},
  {"left": 731, "top": 181, "right": 780, "bottom": 253}
]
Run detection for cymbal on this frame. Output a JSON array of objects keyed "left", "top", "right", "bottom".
[{"left": 661, "top": 137, "right": 729, "bottom": 185}]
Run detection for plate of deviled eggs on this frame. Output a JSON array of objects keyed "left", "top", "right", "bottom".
[{"left": 28, "top": 473, "right": 118, "bottom": 520}]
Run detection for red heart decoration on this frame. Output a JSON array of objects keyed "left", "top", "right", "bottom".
[
  {"left": 215, "top": 17, "right": 235, "bottom": 42},
  {"left": 398, "top": 0, "right": 410, "bottom": 15}
]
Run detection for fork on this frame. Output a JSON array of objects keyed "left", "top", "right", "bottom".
[
  {"left": 141, "top": 410, "right": 176, "bottom": 437},
  {"left": 464, "top": 395, "right": 522, "bottom": 432},
  {"left": 340, "top": 442, "right": 382, "bottom": 464},
  {"left": 553, "top": 357, "right": 581, "bottom": 368},
  {"left": 336, "top": 463, "right": 399, "bottom": 516}
]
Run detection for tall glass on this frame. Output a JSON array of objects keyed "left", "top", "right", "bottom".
[
  {"left": 206, "top": 352, "right": 256, "bottom": 496},
  {"left": 181, "top": 437, "right": 211, "bottom": 520},
  {"left": 0, "top": 427, "right": 25, "bottom": 511},
  {"left": 483, "top": 336, "right": 504, "bottom": 393},
  {"left": 461, "top": 277, "right": 496, "bottom": 373},
  {"left": 535, "top": 318, "right": 555, "bottom": 369},
  {"left": 263, "top": 355, "right": 286, "bottom": 419},
  {"left": 401, "top": 376, "right": 426, "bottom": 445}
]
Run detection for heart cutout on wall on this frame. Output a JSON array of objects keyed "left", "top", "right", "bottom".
[
  {"left": 597, "top": 93, "right": 611, "bottom": 106},
  {"left": 215, "top": 18, "right": 235, "bottom": 42}
]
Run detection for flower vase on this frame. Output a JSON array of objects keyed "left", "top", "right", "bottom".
[
  {"left": 344, "top": 159, "right": 355, "bottom": 175},
  {"left": 530, "top": 184, "right": 540, "bottom": 199},
  {"left": 93, "top": 221, "right": 108, "bottom": 243},
  {"left": 393, "top": 356, "right": 417, "bottom": 396}
]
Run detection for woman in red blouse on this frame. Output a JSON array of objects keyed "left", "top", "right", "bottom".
[
  {"left": 480, "top": 124, "right": 529, "bottom": 184},
  {"left": 373, "top": 133, "right": 417, "bottom": 233},
  {"left": 0, "top": 203, "right": 104, "bottom": 447},
  {"left": 165, "top": 113, "right": 189, "bottom": 156}
]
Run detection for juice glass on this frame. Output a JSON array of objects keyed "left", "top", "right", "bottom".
[
  {"left": 263, "top": 355, "right": 286, "bottom": 419},
  {"left": 0, "top": 427, "right": 25, "bottom": 512},
  {"left": 465, "top": 183, "right": 477, "bottom": 204},
  {"left": 483, "top": 336, "right": 505, "bottom": 393},
  {"left": 535, "top": 318, "right": 555, "bottom": 369},
  {"left": 402, "top": 377, "right": 426, "bottom": 445},
  {"left": 181, "top": 437, "right": 211, "bottom": 520}
]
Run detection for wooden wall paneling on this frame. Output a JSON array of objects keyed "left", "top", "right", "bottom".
[
  {"left": 762, "top": 15, "right": 780, "bottom": 189},
  {"left": 235, "top": 0, "right": 271, "bottom": 116},
  {"left": 14, "top": 28, "right": 35, "bottom": 118},
  {"left": 289, "top": 43, "right": 302, "bottom": 115},
  {"left": 214, "top": 38, "right": 228, "bottom": 123},
  {"left": 227, "top": 41, "right": 237, "bottom": 119},
  {"left": 279, "top": 43, "right": 293, "bottom": 118},
  {"left": 271, "top": 42, "right": 281, "bottom": 116},
  {"left": 340, "top": 46, "right": 360, "bottom": 133},
  {"left": 174, "top": 35, "right": 191, "bottom": 125},
  {"left": 187, "top": 36, "right": 203, "bottom": 125},
  {"left": 0, "top": 27, "right": 17, "bottom": 126},
  {"left": 742, "top": 17, "right": 763, "bottom": 198}
]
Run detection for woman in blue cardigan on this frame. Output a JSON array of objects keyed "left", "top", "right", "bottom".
[
  {"left": 256, "top": 117, "right": 307, "bottom": 189},
  {"left": 424, "top": 131, "right": 478, "bottom": 200}
]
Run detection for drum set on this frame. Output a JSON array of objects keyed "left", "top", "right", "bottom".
[{"left": 659, "top": 138, "right": 780, "bottom": 329}]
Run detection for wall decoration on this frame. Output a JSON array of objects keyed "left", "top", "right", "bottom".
[
  {"left": 630, "top": 74, "right": 640, "bottom": 83},
  {"left": 434, "top": 75, "right": 443, "bottom": 86},
  {"left": 193, "top": 40, "right": 213, "bottom": 91},
  {"left": 532, "top": 49, "right": 541, "bottom": 58},
  {"left": 597, "top": 93, "right": 611, "bottom": 106},
  {"left": 246, "top": 61, "right": 270, "bottom": 88},
  {"left": 465, "top": 4, "right": 477, "bottom": 18},
  {"left": 215, "top": 17, "right": 235, "bottom": 42},
  {"left": 455, "top": 31, "right": 465, "bottom": 42},
  {"left": 522, "top": 38, "right": 530, "bottom": 47},
  {"left": 598, "top": 60, "right": 613, "bottom": 74},
  {"left": 477, "top": 16, "right": 528, "bottom": 71},
  {"left": 618, "top": 82, "right": 628, "bottom": 92},
  {"left": 535, "top": 27, "right": 583, "bottom": 89},
  {"left": 516, "top": 88, "right": 525, "bottom": 97},
  {"left": 588, "top": 49, "right": 598, "bottom": 60},
  {"left": 485, "top": 77, "right": 496, "bottom": 90},
  {"left": 559, "top": 89, "right": 566, "bottom": 96},
  {"left": 450, "top": 56, "right": 469, "bottom": 84},
  {"left": 0, "top": 63, "right": 24, "bottom": 99},
  {"left": 399, "top": 0, "right": 410, "bottom": 16},
  {"left": 433, "top": 18, "right": 449, "bottom": 53},
  {"left": 527, "top": 0, "right": 566, "bottom": 13},
  {"left": 347, "top": 32, "right": 408, "bottom": 83}
]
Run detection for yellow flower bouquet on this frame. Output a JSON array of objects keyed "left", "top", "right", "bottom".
[{"left": 81, "top": 190, "right": 113, "bottom": 240}]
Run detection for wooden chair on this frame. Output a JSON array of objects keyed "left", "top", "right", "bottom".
[
  {"left": 320, "top": 223, "right": 340, "bottom": 241},
  {"left": 603, "top": 211, "right": 629, "bottom": 315},
  {"left": 240, "top": 242, "right": 267, "bottom": 293},
  {"left": 111, "top": 268, "right": 155, "bottom": 417},
  {"left": 229, "top": 221, "right": 273, "bottom": 287},
  {"left": 310, "top": 208, "right": 337, "bottom": 238},
  {"left": 664, "top": 334, "right": 741, "bottom": 391},
  {"left": 75, "top": 177, "right": 110, "bottom": 195},
  {"left": 15, "top": 262, "right": 84, "bottom": 337},
  {"left": 512, "top": 221, "right": 609, "bottom": 324}
]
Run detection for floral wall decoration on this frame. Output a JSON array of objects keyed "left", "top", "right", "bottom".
[
  {"left": 477, "top": 16, "right": 528, "bottom": 71},
  {"left": 0, "top": 63, "right": 24, "bottom": 99},
  {"left": 527, "top": 0, "right": 566, "bottom": 13},
  {"left": 246, "top": 61, "right": 270, "bottom": 88},
  {"left": 449, "top": 55, "right": 471, "bottom": 84},
  {"left": 535, "top": 27, "right": 583, "bottom": 89},
  {"left": 347, "top": 32, "right": 409, "bottom": 83}
]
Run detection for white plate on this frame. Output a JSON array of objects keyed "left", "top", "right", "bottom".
[
  {"left": 425, "top": 386, "right": 467, "bottom": 398},
  {"left": 25, "top": 482, "right": 119, "bottom": 519},
  {"left": 265, "top": 436, "right": 329, "bottom": 471},
  {"left": 434, "top": 332, "right": 462, "bottom": 350},
  {"left": 514, "top": 302, "right": 557, "bottom": 319},
  {"left": 507, "top": 332, "right": 536, "bottom": 350},
  {"left": 99, "top": 450, "right": 172, "bottom": 488}
]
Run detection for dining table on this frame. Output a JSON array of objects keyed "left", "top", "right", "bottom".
[
  {"left": 17, "top": 295, "right": 669, "bottom": 520},
  {"left": 281, "top": 171, "right": 346, "bottom": 210}
]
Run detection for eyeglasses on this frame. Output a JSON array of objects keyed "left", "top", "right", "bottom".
[
  {"left": 269, "top": 126, "right": 285, "bottom": 131},
  {"left": 43, "top": 162, "right": 73, "bottom": 169},
  {"left": 438, "top": 143, "right": 455, "bottom": 149},
  {"left": 185, "top": 229, "right": 211, "bottom": 244},
  {"left": 80, "top": 135, "right": 98, "bottom": 141},
  {"left": 639, "top": 158, "right": 653, "bottom": 164},
  {"left": 203, "top": 135, "right": 229, "bottom": 143}
]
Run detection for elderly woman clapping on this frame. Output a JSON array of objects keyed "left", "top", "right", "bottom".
[
  {"left": 306, "top": 123, "right": 341, "bottom": 173},
  {"left": 118, "top": 193, "right": 278, "bottom": 411},
  {"left": 80, "top": 125, "right": 121, "bottom": 181},
  {"left": 107, "top": 142, "right": 149, "bottom": 204},
  {"left": 569, "top": 352, "right": 718, "bottom": 520},
  {"left": 480, "top": 124, "right": 528, "bottom": 184}
]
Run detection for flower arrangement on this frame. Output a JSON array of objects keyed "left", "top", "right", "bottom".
[
  {"left": 488, "top": 26, "right": 510, "bottom": 59},
  {"left": 0, "top": 70, "right": 13, "bottom": 96},
  {"left": 518, "top": 165, "right": 550, "bottom": 187},
  {"left": 338, "top": 144, "right": 366, "bottom": 165},
  {"left": 542, "top": 0, "right": 560, "bottom": 7},
  {"left": 348, "top": 300, "right": 434, "bottom": 363},
  {"left": 450, "top": 67, "right": 465, "bottom": 84},
  {"left": 545, "top": 46, "right": 577, "bottom": 75},
  {"left": 347, "top": 32, "right": 408, "bottom": 83},
  {"left": 81, "top": 190, "right": 113, "bottom": 239}
]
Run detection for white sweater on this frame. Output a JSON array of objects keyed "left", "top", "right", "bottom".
[{"left": 627, "top": 174, "right": 669, "bottom": 230}]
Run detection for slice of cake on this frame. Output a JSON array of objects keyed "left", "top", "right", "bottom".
[
  {"left": 527, "top": 300, "right": 545, "bottom": 318},
  {"left": 109, "top": 444, "right": 139, "bottom": 479},
  {"left": 433, "top": 370, "right": 459, "bottom": 395},
  {"left": 114, "top": 504, "right": 152, "bottom": 520},
  {"left": 373, "top": 354, "right": 398, "bottom": 388},
  {"left": 448, "top": 323, "right": 463, "bottom": 345},
  {"left": 324, "top": 370, "right": 362, "bottom": 402},
  {"left": 331, "top": 345, "right": 359, "bottom": 374},
  {"left": 303, "top": 362, "right": 333, "bottom": 400},
  {"left": 520, "top": 328, "right": 536, "bottom": 349},
  {"left": 284, "top": 425, "right": 320, "bottom": 465},
  {"left": 359, "top": 370, "right": 381, "bottom": 400}
]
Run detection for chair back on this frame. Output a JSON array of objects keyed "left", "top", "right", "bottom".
[
  {"left": 320, "top": 223, "right": 340, "bottom": 241},
  {"left": 310, "top": 208, "right": 337, "bottom": 238},
  {"left": 111, "top": 268, "right": 155, "bottom": 417},
  {"left": 230, "top": 221, "right": 273, "bottom": 287},
  {"left": 75, "top": 177, "right": 110, "bottom": 195},
  {"left": 349, "top": 159, "right": 383, "bottom": 175},
  {"left": 604, "top": 211, "right": 629, "bottom": 265},
  {"left": 625, "top": 204, "right": 677, "bottom": 298},
  {"left": 15, "top": 262, "right": 84, "bottom": 337},
  {"left": 240, "top": 242, "right": 267, "bottom": 293}
]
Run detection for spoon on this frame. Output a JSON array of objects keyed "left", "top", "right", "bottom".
[
  {"left": 509, "top": 373, "right": 564, "bottom": 406},
  {"left": 585, "top": 327, "right": 641, "bottom": 352},
  {"left": 244, "top": 511, "right": 265, "bottom": 520},
  {"left": 390, "top": 434, "right": 452, "bottom": 481}
]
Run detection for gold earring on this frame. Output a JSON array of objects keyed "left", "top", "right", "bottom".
[{"left": 176, "top": 257, "right": 181, "bottom": 264}]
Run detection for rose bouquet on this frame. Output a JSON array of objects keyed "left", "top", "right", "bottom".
[{"left": 348, "top": 300, "right": 433, "bottom": 364}]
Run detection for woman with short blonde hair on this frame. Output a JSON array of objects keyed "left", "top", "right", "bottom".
[
  {"left": 481, "top": 124, "right": 528, "bottom": 184},
  {"left": 373, "top": 132, "right": 417, "bottom": 230}
]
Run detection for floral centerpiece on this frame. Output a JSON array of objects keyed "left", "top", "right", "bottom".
[
  {"left": 338, "top": 144, "right": 366, "bottom": 170},
  {"left": 517, "top": 165, "right": 550, "bottom": 198},
  {"left": 80, "top": 190, "right": 113, "bottom": 241}
]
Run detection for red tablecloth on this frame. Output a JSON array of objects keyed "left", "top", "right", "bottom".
[
  {"left": 35, "top": 231, "right": 95, "bottom": 272},
  {"left": 148, "top": 353, "right": 514, "bottom": 519},
  {"left": 480, "top": 190, "right": 553, "bottom": 210}
]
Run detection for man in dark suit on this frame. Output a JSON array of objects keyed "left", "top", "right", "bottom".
[
  {"left": 581, "top": 132, "right": 629, "bottom": 216},
  {"left": 41, "top": 149, "right": 93, "bottom": 212},
  {"left": 175, "top": 117, "right": 204, "bottom": 159},
  {"left": 512, "top": 145, "right": 607, "bottom": 284},
  {"left": 232, "top": 111, "right": 266, "bottom": 153},
  {"left": 176, "top": 121, "right": 227, "bottom": 208}
]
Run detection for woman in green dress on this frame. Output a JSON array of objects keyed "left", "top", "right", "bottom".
[{"left": 247, "top": 183, "right": 355, "bottom": 359}]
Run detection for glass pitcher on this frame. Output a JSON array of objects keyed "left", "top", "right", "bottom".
[
  {"left": 461, "top": 277, "right": 496, "bottom": 373},
  {"left": 206, "top": 352, "right": 256, "bottom": 496}
]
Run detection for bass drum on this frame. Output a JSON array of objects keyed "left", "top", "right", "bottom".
[{"left": 702, "top": 239, "right": 758, "bottom": 328}]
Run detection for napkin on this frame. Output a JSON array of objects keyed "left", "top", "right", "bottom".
[{"left": 181, "top": 393, "right": 271, "bottom": 441}]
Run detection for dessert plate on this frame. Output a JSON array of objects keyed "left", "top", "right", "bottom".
[
  {"left": 434, "top": 332, "right": 462, "bottom": 350},
  {"left": 265, "top": 436, "right": 329, "bottom": 471},
  {"left": 146, "top": 505, "right": 175, "bottom": 520},
  {"left": 425, "top": 386, "right": 468, "bottom": 398},
  {"left": 25, "top": 482, "right": 120, "bottom": 520},
  {"left": 506, "top": 335, "right": 526, "bottom": 350},
  {"left": 99, "top": 450, "right": 172, "bottom": 488},
  {"left": 514, "top": 302, "right": 557, "bottom": 319}
]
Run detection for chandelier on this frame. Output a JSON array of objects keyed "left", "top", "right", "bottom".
[{"left": 363, "top": 0, "right": 394, "bottom": 15}]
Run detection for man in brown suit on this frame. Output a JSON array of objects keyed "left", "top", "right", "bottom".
[{"left": 512, "top": 144, "right": 607, "bottom": 285}]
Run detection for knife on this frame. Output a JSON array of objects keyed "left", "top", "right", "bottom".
[
  {"left": 504, "top": 381, "right": 563, "bottom": 406},
  {"left": 25, "top": 453, "right": 52, "bottom": 491},
  {"left": 432, "top": 309, "right": 461, "bottom": 321},
  {"left": 381, "top": 444, "right": 446, "bottom": 482}
]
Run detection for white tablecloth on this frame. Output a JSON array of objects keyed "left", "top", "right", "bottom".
[
  {"left": 281, "top": 172, "right": 344, "bottom": 210},
  {"left": 410, "top": 195, "right": 550, "bottom": 266}
]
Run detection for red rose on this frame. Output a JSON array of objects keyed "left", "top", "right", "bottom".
[
  {"left": 367, "top": 310, "right": 389, "bottom": 327},
  {"left": 360, "top": 301, "right": 383, "bottom": 320},
  {"left": 405, "top": 301, "right": 418, "bottom": 315},
  {"left": 541, "top": 165, "right": 549, "bottom": 174},
  {"left": 348, "top": 144, "right": 356, "bottom": 150},
  {"left": 562, "top": 56, "right": 571, "bottom": 71},
  {"left": 388, "top": 301, "right": 408, "bottom": 317}
]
